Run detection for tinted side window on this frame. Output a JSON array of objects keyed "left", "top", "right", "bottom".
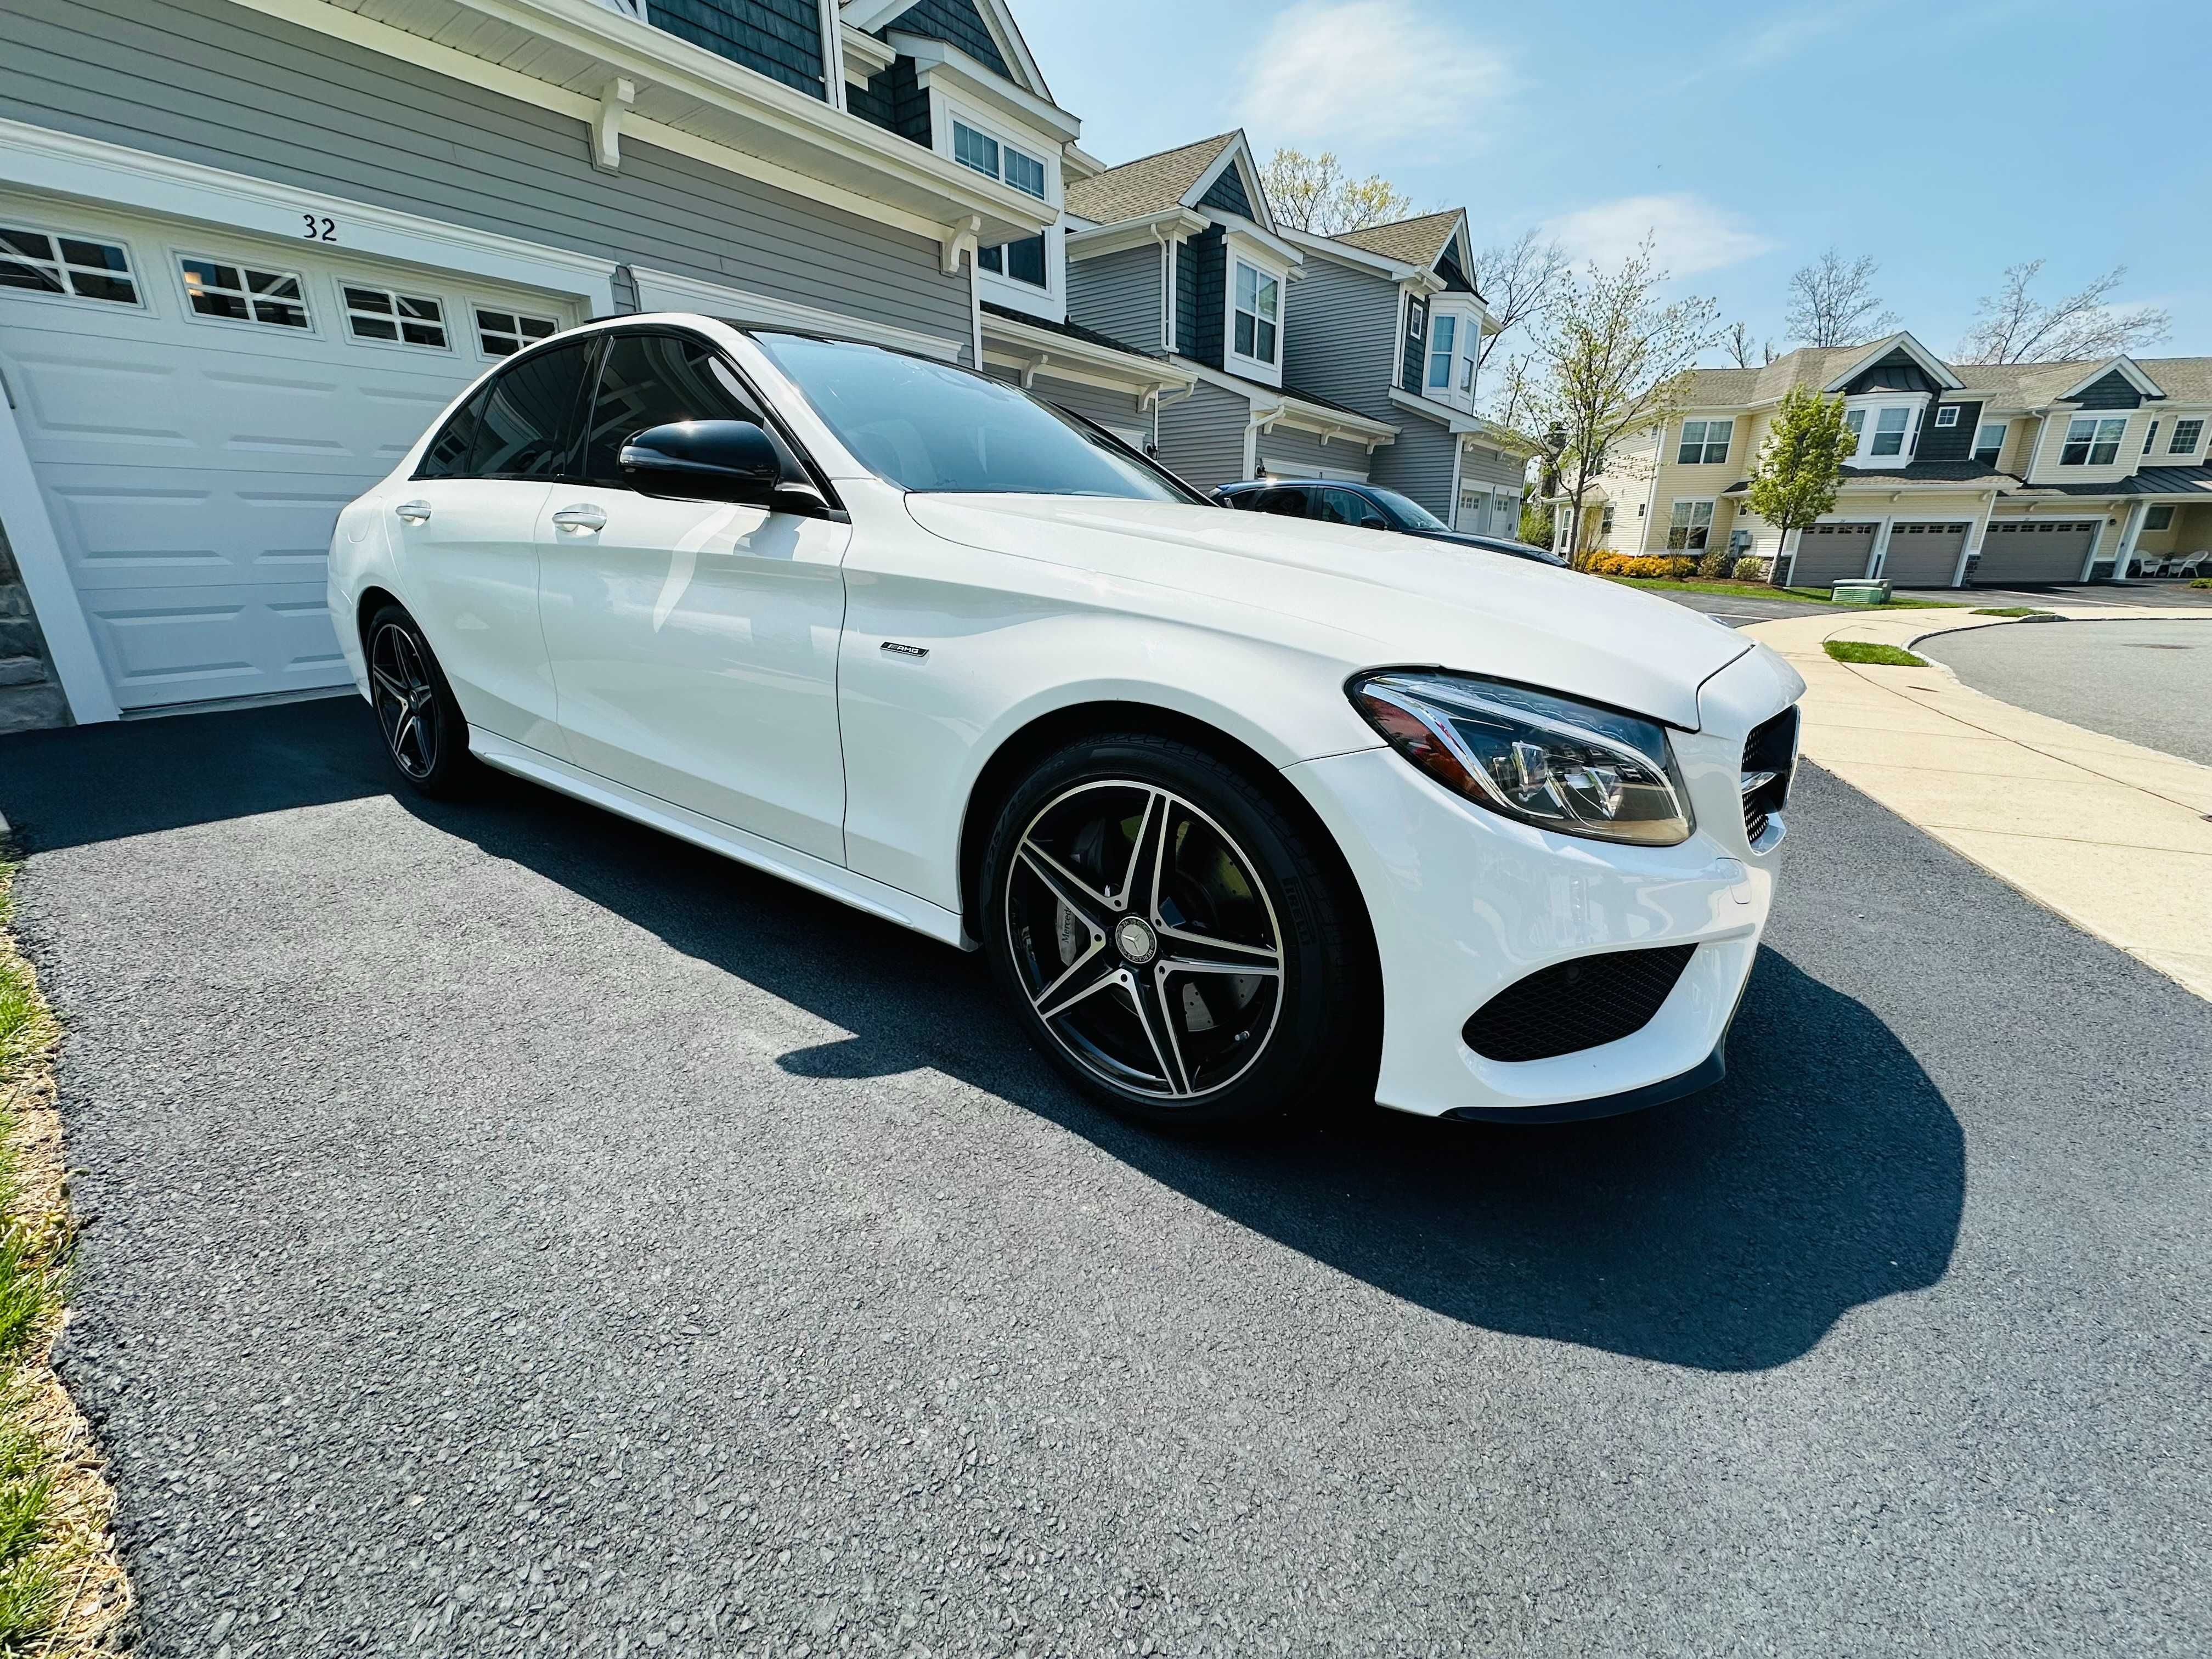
[
  {"left": 416, "top": 384, "right": 490, "bottom": 479},
  {"left": 1317, "top": 488, "right": 1374, "bottom": 526},
  {"left": 582, "top": 332, "right": 768, "bottom": 487},
  {"left": 475, "top": 339, "right": 594, "bottom": 479},
  {"left": 1255, "top": 488, "right": 1310, "bottom": 518}
]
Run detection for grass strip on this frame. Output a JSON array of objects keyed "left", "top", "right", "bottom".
[
  {"left": 0, "top": 850, "right": 131, "bottom": 1654},
  {"left": 1824, "top": 640, "right": 1927, "bottom": 667},
  {"left": 1599, "top": 576, "right": 1957, "bottom": 609}
]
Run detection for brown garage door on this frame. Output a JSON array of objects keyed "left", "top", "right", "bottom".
[
  {"left": 1880, "top": 522, "right": 1970, "bottom": 588},
  {"left": 1791, "top": 522, "right": 1877, "bottom": 585},
  {"left": 1975, "top": 520, "right": 2101, "bottom": 584}
]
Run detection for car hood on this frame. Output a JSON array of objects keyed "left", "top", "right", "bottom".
[
  {"left": 904, "top": 494, "right": 1751, "bottom": 730},
  {"left": 1403, "top": 527, "right": 1566, "bottom": 563}
]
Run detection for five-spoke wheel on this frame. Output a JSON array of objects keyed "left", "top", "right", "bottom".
[
  {"left": 364, "top": 603, "right": 473, "bottom": 796},
  {"left": 983, "top": 734, "right": 1366, "bottom": 1128}
]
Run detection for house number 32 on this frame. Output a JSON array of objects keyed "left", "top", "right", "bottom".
[{"left": 301, "top": 213, "right": 337, "bottom": 242}]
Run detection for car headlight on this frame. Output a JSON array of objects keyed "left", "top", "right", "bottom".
[{"left": 1348, "top": 670, "right": 1695, "bottom": 845}]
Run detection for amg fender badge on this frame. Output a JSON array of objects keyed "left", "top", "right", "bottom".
[{"left": 880, "top": 641, "right": 929, "bottom": 658}]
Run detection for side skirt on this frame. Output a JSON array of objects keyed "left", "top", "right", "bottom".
[{"left": 469, "top": 729, "right": 970, "bottom": 949}]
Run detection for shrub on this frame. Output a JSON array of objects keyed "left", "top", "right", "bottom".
[
  {"left": 1696, "top": 548, "right": 1732, "bottom": 579},
  {"left": 1731, "top": 556, "right": 1771, "bottom": 583}
]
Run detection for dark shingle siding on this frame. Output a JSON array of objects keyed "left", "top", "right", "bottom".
[
  {"left": 2071, "top": 370, "right": 2143, "bottom": 410},
  {"left": 1175, "top": 232, "right": 1200, "bottom": 358},
  {"left": 1188, "top": 225, "right": 1224, "bottom": 368},
  {"left": 1401, "top": 297, "right": 1424, "bottom": 394},
  {"left": 1918, "top": 399, "right": 1982, "bottom": 462},
  {"left": 885, "top": 0, "right": 1011, "bottom": 80},
  {"left": 648, "top": 0, "right": 825, "bottom": 98},
  {"left": 1842, "top": 347, "right": 1942, "bottom": 396},
  {"left": 845, "top": 57, "right": 928, "bottom": 144},
  {"left": 1435, "top": 251, "right": 1475, "bottom": 294},
  {"left": 1196, "top": 162, "right": 1252, "bottom": 218}
]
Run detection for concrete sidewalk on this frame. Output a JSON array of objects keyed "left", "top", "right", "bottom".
[{"left": 1745, "top": 603, "right": 2212, "bottom": 1002}]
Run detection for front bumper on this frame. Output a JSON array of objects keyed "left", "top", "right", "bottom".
[{"left": 1285, "top": 648, "right": 1799, "bottom": 1121}]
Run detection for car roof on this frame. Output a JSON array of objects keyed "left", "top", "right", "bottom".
[{"left": 1218, "top": 478, "right": 1367, "bottom": 492}]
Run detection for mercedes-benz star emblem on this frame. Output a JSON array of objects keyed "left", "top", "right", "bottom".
[{"left": 1114, "top": 916, "right": 1159, "bottom": 965}]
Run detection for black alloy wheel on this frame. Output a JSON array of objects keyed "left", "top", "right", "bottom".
[
  {"left": 365, "top": 604, "right": 474, "bottom": 796},
  {"left": 983, "top": 733, "right": 1367, "bottom": 1130}
]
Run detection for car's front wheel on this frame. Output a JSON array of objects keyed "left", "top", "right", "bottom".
[
  {"left": 364, "top": 603, "right": 476, "bottom": 797},
  {"left": 980, "top": 733, "right": 1367, "bottom": 1131}
]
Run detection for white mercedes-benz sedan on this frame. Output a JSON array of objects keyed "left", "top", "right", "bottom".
[{"left": 328, "top": 314, "right": 1803, "bottom": 1131}]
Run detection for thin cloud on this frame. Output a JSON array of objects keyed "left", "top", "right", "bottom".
[
  {"left": 1237, "top": 1, "right": 1508, "bottom": 150},
  {"left": 1541, "top": 194, "right": 1777, "bottom": 278}
]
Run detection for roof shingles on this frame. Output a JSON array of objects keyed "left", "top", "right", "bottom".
[
  {"left": 1330, "top": 210, "right": 1463, "bottom": 272},
  {"left": 1064, "top": 133, "right": 1239, "bottom": 225}
]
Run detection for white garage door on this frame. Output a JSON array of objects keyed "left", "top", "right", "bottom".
[
  {"left": 1975, "top": 520, "right": 2101, "bottom": 585},
  {"left": 1878, "top": 521, "right": 1970, "bottom": 588},
  {"left": 0, "top": 194, "right": 579, "bottom": 711},
  {"left": 1791, "top": 522, "right": 1878, "bottom": 586}
]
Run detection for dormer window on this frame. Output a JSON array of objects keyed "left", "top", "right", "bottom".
[
  {"left": 1234, "top": 261, "right": 1278, "bottom": 365},
  {"left": 1870, "top": 407, "right": 1911, "bottom": 457},
  {"left": 2061, "top": 416, "right": 2125, "bottom": 466},
  {"left": 951, "top": 121, "right": 1047, "bottom": 199},
  {"left": 1427, "top": 315, "right": 1456, "bottom": 390}
]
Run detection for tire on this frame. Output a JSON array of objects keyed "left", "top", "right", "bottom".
[
  {"left": 363, "top": 603, "right": 478, "bottom": 798},
  {"left": 980, "top": 731, "right": 1368, "bottom": 1131}
]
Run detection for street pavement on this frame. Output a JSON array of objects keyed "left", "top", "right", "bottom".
[
  {"left": 3, "top": 699, "right": 2208, "bottom": 1657},
  {"left": 1923, "top": 618, "right": 2212, "bottom": 766}
]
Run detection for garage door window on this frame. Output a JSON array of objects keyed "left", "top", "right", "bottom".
[
  {"left": 179, "top": 256, "right": 309, "bottom": 329},
  {"left": 0, "top": 227, "right": 140, "bottom": 304},
  {"left": 344, "top": 284, "right": 448, "bottom": 349},
  {"left": 477, "top": 308, "right": 559, "bottom": 358}
]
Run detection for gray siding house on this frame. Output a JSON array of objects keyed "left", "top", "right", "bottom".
[
  {"left": 0, "top": 0, "right": 1063, "bottom": 731},
  {"left": 1057, "top": 131, "right": 1396, "bottom": 494},
  {"left": 1282, "top": 211, "right": 1537, "bottom": 532}
]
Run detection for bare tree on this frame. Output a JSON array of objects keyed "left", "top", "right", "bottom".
[
  {"left": 1470, "top": 229, "right": 1570, "bottom": 367},
  {"left": 1524, "top": 241, "right": 1725, "bottom": 564},
  {"left": 1724, "top": 321, "right": 1774, "bottom": 368},
  {"left": 1955, "top": 260, "right": 2171, "bottom": 363},
  {"left": 1784, "top": 249, "right": 1899, "bottom": 347},
  {"left": 1260, "top": 148, "right": 1412, "bottom": 235}
]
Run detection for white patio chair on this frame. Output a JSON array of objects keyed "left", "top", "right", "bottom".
[
  {"left": 2134, "top": 553, "right": 2167, "bottom": 578},
  {"left": 2172, "top": 551, "right": 2207, "bottom": 579}
]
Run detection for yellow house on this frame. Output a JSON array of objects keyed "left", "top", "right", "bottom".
[{"left": 1559, "top": 332, "right": 2212, "bottom": 588}]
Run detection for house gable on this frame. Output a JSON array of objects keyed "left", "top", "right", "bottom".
[
  {"left": 1822, "top": 332, "right": 1962, "bottom": 396},
  {"left": 1842, "top": 347, "right": 1945, "bottom": 396},
  {"left": 881, "top": 0, "right": 1011, "bottom": 80},
  {"left": 2068, "top": 368, "right": 2145, "bottom": 409},
  {"left": 1197, "top": 162, "right": 1254, "bottom": 218}
]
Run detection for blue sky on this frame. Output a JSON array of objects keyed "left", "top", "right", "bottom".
[{"left": 1010, "top": 0, "right": 2211, "bottom": 360}]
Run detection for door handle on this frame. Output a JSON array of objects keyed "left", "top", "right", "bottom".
[
  {"left": 551, "top": 503, "right": 608, "bottom": 533},
  {"left": 393, "top": 500, "right": 432, "bottom": 524}
]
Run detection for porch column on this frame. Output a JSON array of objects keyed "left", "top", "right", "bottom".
[
  {"left": 2104, "top": 501, "right": 2149, "bottom": 582},
  {"left": 1957, "top": 491, "right": 1998, "bottom": 587}
]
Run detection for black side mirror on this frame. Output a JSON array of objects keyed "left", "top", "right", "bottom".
[
  {"left": 620, "top": 420, "right": 785, "bottom": 505},
  {"left": 1360, "top": 516, "right": 1389, "bottom": 531}
]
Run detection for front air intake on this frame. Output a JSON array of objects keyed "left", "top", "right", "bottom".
[
  {"left": 1740, "top": 705, "right": 1800, "bottom": 845},
  {"left": 1462, "top": 945, "right": 1697, "bottom": 1063}
]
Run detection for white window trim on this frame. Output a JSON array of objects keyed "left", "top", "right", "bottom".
[
  {"left": 0, "top": 216, "right": 147, "bottom": 312},
  {"left": 1840, "top": 393, "right": 1927, "bottom": 467},
  {"left": 340, "top": 279, "right": 454, "bottom": 353},
  {"left": 2058, "top": 412, "right": 2130, "bottom": 467},
  {"left": 1227, "top": 255, "right": 1285, "bottom": 379},
  {"left": 1973, "top": 419, "right": 2008, "bottom": 464},
  {"left": 2167, "top": 416, "right": 2205, "bottom": 456},
  {"left": 171, "top": 246, "right": 320, "bottom": 335},
  {"left": 931, "top": 94, "right": 1063, "bottom": 319},
  {"left": 1666, "top": 497, "right": 1718, "bottom": 550},
  {"left": 1675, "top": 416, "right": 1734, "bottom": 467},
  {"left": 1934, "top": 404, "right": 1960, "bottom": 427}
]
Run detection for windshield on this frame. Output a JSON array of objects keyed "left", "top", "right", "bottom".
[
  {"left": 752, "top": 333, "right": 1187, "bottom": 501},
  {"left": 1365, "top": 487, "right": 1448, "bottom": 532}
]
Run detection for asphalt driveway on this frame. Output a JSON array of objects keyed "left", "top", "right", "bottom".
[
  {"left": 3, "top": 699, "right": 2208, "bottom": 1655},
  {"left": 1922, "top": 618, "right": 2212, "bottom": 765}
]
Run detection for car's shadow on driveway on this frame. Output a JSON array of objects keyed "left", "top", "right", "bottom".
[{"left": 3, "top": 699, "right": 1963, "bottom": 1373}]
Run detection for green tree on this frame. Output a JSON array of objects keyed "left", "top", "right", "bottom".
[
  {"left": 1742, "top": 386, "right": 1855, "bottom": 583},
  {"left": 1523, "top": 240, "right": 1722, "bottom": 566},
  {"left": 1260, "top": 149, "right": 1413, "bottom": 235}
]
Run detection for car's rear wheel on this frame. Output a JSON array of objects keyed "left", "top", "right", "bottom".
[
  {"left": 365, "top": 603, "right": 476, "bottom": 797},
  {"left": 980, "top": 732, "right": 1366, "bottom": 1131}
]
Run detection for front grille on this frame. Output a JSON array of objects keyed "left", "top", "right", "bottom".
[
  {"left": 1463, "top": 945, "right": 1697, "bottom": 1063},
  {"left": 1741, "top": 704, "right": 1800, "bottom": 844}
]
